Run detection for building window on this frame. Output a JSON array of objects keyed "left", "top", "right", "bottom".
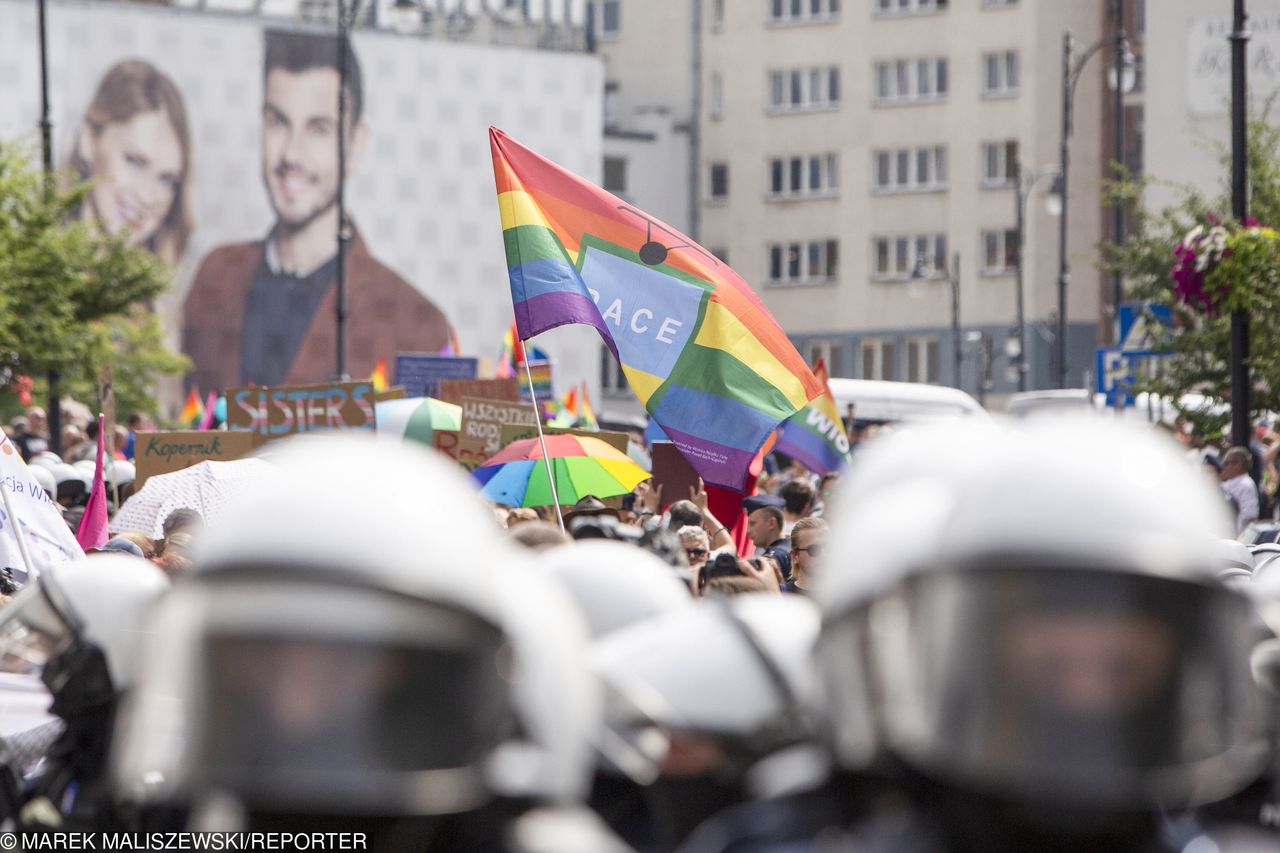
[
  {"left": 769, "top": 0, "right": 839, "bottom": 24},
  {"left": 709, "top": 162, "right": 729, "bottom": 201},
  {"left": 981, "top": 228, "right": 1018, "bottom": 274},
  {"left": 906, "top": 337, "right": 940, "bottom": 382},
  {"left": 767, "top": 239, "right": 839, "bottom": 285},
  {"left": 981, "top": 140, "right": 1018, "bottom": 186},
  {"left": 872, "top": 146, "right": 946, "bottom": 193},
  {"left": 874, "top": 0, "right": 946, "bottom": 18},
  {"left": 603, "top": 156, "right": 627, "bottom": 194},
  {"left": 873, "top": 233, "right": 946, "bottom": 279},
  {"left": 712, "top": 0, "right": 726, "bottom": 30},
  {"left": 711, "top": 246, "right": 729, "bottom": 264},
  {"left": 861, "top": 339, "right": 897, "bottom": 380},
  {"left": 768, "top": 154, "right": 839, "bottom": 200},
  {"left": 981, "top": 0, "right": 1017, "bottom": 6},
  {"left": 710, "top": 73, "right": 724, "bottom": 118},
  {"left": 809, "top": 339, "right": 846, "bottom": 376},
  {"left": 872, "top": 58, "right": 947, "bottom": 105},
  {"left": 600, "top": 344, "right": 627, "bottom": 396},
  {"left": 599, "top": 0, "right": 620, "bottom": 38},
  {"left": 768, "top": 65, "right": 841, "bottom": 112},
  {"left": 604, "top": 82, "right": 620, "bottom": 127},
  {"left": 982, "top": 50, "right": 1019, "bottom": 97}
]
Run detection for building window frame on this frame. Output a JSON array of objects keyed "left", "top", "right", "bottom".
[
  {"left": 980, "top": 139, "right": 1019, "bottom": 188},
  {"left": 872, "top": 58, "right": 948, "bottom": 106},
  {"left": 873, "top": 233, "right": 946, "bottom": 281},
  {"left": 767, "top": 153, "right": 839, "bottom": 200},
  {"left": 599, "top": 0, "right": 621, "bottom": 40},
  {"left": 906, "top": 336, "right": 941, "bottom": 383},
  {"left": 766, "top": 238, "right": 840, "bottom": 287},
  {"left": 708, "top": 162, "right": 730, "bottom": 203},
  {"left": 767, "top": 65, "right": 841, "bottom": 113},
  {"left": 981, "top": 49, "right": 1019, "bottom": 98},
  {"left": 768, "top": 0, "right": 840, "bottom": 26},
  {"left": 603, "top": 155, "right": 627, "bottom": 195},
  {"left": 860, "top": 338, "right": 898, "bottom": 381},
  {"left": 873, "top": 0, "right": 947, "bottom": 19},
  {"left": 980, "top": 227, "right": 1019, "bottom": 275},
  {"left": 872, "top": 146, "right": 947, "bottom": 194}
]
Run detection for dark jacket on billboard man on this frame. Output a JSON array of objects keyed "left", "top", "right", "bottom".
[{"left": 182, "top": 28, "right": 451, "bottom": 392}]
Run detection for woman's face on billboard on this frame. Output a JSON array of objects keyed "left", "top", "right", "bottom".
[{"left": 80, "top": 109, "right": 183, "bottom": 247}]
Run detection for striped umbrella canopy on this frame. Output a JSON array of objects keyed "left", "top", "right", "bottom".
[
  {"left": 375, "top": 397, "right": 462, "bottom": 447},
  {"left": 473, "top": 435, "right": 650, "bottom": 507}
]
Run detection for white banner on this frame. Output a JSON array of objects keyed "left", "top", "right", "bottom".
[
  {"left": 1188, "top": 11, "right": 1280, "bottom": 117},
  {"left": 0, "top": 435, "right": 84, "bottom": 582}
]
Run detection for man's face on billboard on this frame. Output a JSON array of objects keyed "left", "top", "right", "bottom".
[{"left": 261, "top": 67, "right": 361, "bottom": 229}]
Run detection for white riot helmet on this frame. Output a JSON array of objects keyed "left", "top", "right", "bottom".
[
  {"left": 0, "top": 555, "right": 169, "bottom": 699},
  {"left": 29, "top": 465, "right": 56, "bottom": 501},
  {"left": 815, "top": 417, "right": 1269, "bottom": 811},
  {"left": 113, "top": 435, "right": 599, "bottom": 819},
  {"left": 534, "top": 541, "right": 692, "bottom": 640},
  {"left": 593, "top": 595, "right": 820, "bottom": 784}
]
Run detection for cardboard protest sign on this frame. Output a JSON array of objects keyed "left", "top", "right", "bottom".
[
  {"left": 432, "top": 429, "right": 460, "bottom": 461},
  {"left": 457, "top": 397, "right": 539, "bottom": 470},
  {"left": 133, "top": 431, "right": 257, "bottom": 492},
  {"left": 0, "top": 434, "right": 83, "bottom": 579},
  {"left": 651, "top": 440, "right": 700, "bottom": 507},
  {"left": 437, "top": 378, "right": 519, "bottom": 406},
  {"left": 498, "top": 424, "right": 630, "bottom": 455},
  {"left": 394, "top": 354, "right": 479, "bottom": 398},
  {"left": 226, "top": 381, "right": 377, "bottom": 445}
]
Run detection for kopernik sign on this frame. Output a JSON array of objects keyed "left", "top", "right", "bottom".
[{"left": 133, "top": 430, "right": 258, "bottom": 491}]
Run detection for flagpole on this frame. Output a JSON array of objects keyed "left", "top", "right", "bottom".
[
  {"left": 521, "top": 341, "right": 565, "bottom": 534},
  {"left": 0, "top": 477, "right": 37, "bottom": 580}
]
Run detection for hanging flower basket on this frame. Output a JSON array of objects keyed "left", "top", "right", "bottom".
[{"left": 1171, "top": 215, "right": 1280, "bottom": 315}]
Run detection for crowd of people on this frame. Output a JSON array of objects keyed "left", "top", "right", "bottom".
[{"left": 3, "top": 403, "right": 1280, "bottom": 851}]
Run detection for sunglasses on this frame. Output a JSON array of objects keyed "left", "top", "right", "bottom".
[
  {"left": 685, "top": 548, "right": 709, "bottom": 559},
  {"left": 792, "top": 543, "right": 823, "bottom": 557}
]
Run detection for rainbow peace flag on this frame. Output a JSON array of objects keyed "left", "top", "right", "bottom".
[
  {"left": 775, "top": 357, "right": 852, "bottom": 475},
  {"left": 490, "top": 128, "right": 821, "bottom": 489},
  {"left": 179, "top": 388, "right": 204, "bottom": 427}
]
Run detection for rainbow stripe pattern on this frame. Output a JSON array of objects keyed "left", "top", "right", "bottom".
[
  {"left": 775, "top": 357, "right": 853, "bottom": 475},
  {"left": 490, "top": 127, "right": 822, "bottom": 489}
]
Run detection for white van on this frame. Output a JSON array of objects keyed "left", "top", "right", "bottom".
[{"left": 826, "top": 378, "right": 988, "bottom": 424}]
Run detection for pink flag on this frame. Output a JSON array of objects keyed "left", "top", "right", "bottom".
[
  {"left": 197, "top": 391, "right": 218, "bottom": 431},
  {"left": 76, "top": 413, "right": 109, "bottom": 550}
]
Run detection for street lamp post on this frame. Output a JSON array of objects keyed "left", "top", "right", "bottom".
[
  {"left": 1012, "top": 158, "right": 1060, "bottom": 393},
  {"left": 913, "top": 252, "right": 962, "bottom": 391},
  {"left": 334, "top": 0, "right": 360, "bottom": 381},
  {"left": 1054, "top": 27, "right": 1135, "bottom": 389},
  {"left": 36, "top": 0, "right": 62, "bottom": 455},
  {"left": 1230, "top": 0, "right": 1250, "bottom": 447}
]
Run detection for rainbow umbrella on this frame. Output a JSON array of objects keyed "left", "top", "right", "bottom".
[
  {"left": 473, "top": 435, "right": 650, "bottom": 507},
  {"left": 375, "top": 397, "right": 462, "bottom": 447}
]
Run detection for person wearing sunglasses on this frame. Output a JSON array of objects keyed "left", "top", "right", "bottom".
[{"left": 787, "top": 517, "right": 828, "bottom": 593}]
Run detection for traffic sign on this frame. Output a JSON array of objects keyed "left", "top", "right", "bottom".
[
  {"left": 1117, "top": 302, "right": 1173, "bottom": 352},
  {"left": 1095, "top": 347, "right": 1169, "bottom": 408}
]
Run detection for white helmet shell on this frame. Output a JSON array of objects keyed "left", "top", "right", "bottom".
[
  {"left": 534, "top": 541, "right": 692, "bottom": 639},
  {"left": 594, "top": 595, "right": 820, "bottom": 742},
  {"left": 0, "top": 554, "right": 169, "bottom": 690},
  {"left": 815, "top": 417, "right": 1234, "bottom": 617},
  {"left": 115, "top": 434, "right": 600, "bottom": 812}
]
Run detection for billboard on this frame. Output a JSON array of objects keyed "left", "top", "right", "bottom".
[{"left": 0, "top": 0, "right": 603, "bottom": 409}]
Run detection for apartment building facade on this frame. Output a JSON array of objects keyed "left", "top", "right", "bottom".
[{"left": 596, "top": 0, "right": 1110, "bottom": 401}]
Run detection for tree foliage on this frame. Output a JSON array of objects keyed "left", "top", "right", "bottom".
[
  {"left": 1105, "top": 116, "right": 1280, "bottom": 439},
  {"left": 0, "top": 139, "right": 188, "bottom": 418}
]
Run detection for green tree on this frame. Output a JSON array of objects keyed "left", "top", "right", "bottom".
[
  {"left": 1106, "top": 116, "right": 1280, "bottom": 439},
  {"left": 0, "top": 139, "right": 188, "bottom": 419}
]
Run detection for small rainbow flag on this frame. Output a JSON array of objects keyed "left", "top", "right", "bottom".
[
  {"left": 371, "top": 356, "right": 389, "bottom": 392},
  {"left": 179, "top": 388, "right": 204, "bottom": 427},
  {"left": 775, "top": 357, "right": 852, "bottom": 475},
  {"left": 490, "top": 128, "right": 821, "bottom": 489}
]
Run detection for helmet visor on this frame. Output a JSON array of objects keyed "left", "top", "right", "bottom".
[
  {"left": 862, "top": 565, "right": 1269, "bottom": 809},
  {"left": 189, "top": 588, "right": 517, "bottom": 813}
]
